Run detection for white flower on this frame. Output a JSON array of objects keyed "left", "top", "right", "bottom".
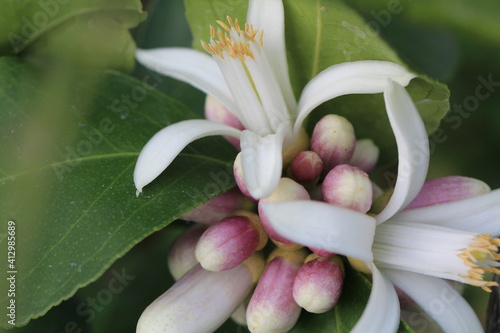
[
  {"left": 259, "top": 79, "right": 500, "bottom": 333},
  {"left": 133, "top": 0, "right": 415, "bottom": 199}
]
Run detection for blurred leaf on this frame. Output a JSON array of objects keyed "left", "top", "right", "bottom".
[
  {"left": 0, "top": 56, "right": 237, "bottom": 327},
  {"left": 350, "top": 0, "right": 500, "bottom": 45},
  {"left": 0, "top": 0, "right": 146, "bottom": 71},
  {"left": 184, "top": 0, "right": 450, "bottom": 164}
]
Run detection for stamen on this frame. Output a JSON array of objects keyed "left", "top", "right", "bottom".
[
  {"left": 459, "top": 234, "right": 500, "bottom": 292},
  {"left": 200, "top": 16, "right": 264, "bottom": 60}
]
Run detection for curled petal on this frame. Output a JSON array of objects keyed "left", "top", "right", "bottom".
[
  {"left": 259, "top": 200, "right": 376, "bottom": 261},
  {"left": 295, "top": 61, "right": 416, "bottom": 134},
  {"left": 134, "top": 120, "right": 241, "bottom": 193},
  {"left": 136, "top": 48, "right": 237, "bottom": 112},
  {"left": 351, "top": 263, "right": 400, "bottom": 333},
  {"left": 385, "top": 269, "right": 484, "bottom": 333},
  {"left": 240, "top": 128, "right": 285, "bottom": 199},
  {"left": 375, "top": 79, "right": 429, "bottom": 224},
  {"left": 392, "top": 189, "right": 500, "bottom": 236}
]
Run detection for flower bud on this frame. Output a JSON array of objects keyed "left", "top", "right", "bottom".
[
  {"left": 311, "top": 114, "right": 356, "bottom": 172},
  {"left": 180, "top": 187, "right": 253, "bottom": 224},
  {"left": 322, "top": 164, "right": 373, "bottom": 214},
  {"left": 293, "top": 254, "right": 344, "bottom": 313},
  {"left": 282, "top": 127, "right": 310, "bottom": 165},
  {"left": 258, "top": 178, "right": 310, "bottom": 249},
  {"left": 205, "top": 95, "right": 244, "bottom": 149},
  {"left": 290, "top": 151, "right": 323, "bottom": 183},
  {"left": 349, "top": 139, "right": 379, "bottom": 173},
  {"left": 137, "top": 254, "right": 264, "bottom": 333},
  {"left": 195, "top": 212, "right": 267, "bottom": 271},
  {"left": 246, "top": 249, "right": 307, "bottom": 333},
  {"left": 234, "top": 153, "right": 258, "bottom": 202},
  {"left": 167, "top": 224, "right": 207, "bottom": 280},
  {"left": 405, "top": 176, "right": 491, "bottom": 209}
]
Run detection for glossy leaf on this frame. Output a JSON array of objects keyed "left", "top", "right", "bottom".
[
  {"left": 0, "top": 56, "right": 237, "bottom": 327},
  {"left": 184, "top": 0, "right": 450, "bottom": 163}
]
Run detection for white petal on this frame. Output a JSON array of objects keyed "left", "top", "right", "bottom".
[
  {"left": 295, "top": 61, "right": 416, "bottom": 134},
  {"left": 258, "top": 200, "right": 376, "bottom": 261},
  {"left": 137, "top": 264, "right": 253, "bottom": 333},
  {"left": 351, "top": 263, "right": 400, "bottom": 333},
  {"left": 392, "top": 189, "right": 500, "bottom": 236},
  {"left": 375, "top": 79, "right": 429, "bottom": 224},
  {"left": 239, "top": 128, "right": 285, "bottom": 199},
  {"left": 385, "top": 269, "right": 483, "bottom": 333},
  {"left": 247, "top": 0, "right": 296, "bottom": 111},
  {"left": 136, "top": 48, "right": 237, "bottom": 112},
  {"left": 134, "top": 120, "right": 241, "bottom": 193}
]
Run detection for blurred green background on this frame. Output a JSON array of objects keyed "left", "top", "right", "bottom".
[{"left": 2, "top": 0, "right": 499, "bottom": 332}]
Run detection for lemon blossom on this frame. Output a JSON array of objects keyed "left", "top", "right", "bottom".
[
  {"left": 260, "top": 80, "right": 500, "bottom": 333},
  {"left": 132, "top": 0, "right": 416, "bottom": 199}
]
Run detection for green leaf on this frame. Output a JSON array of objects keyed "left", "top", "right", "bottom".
[
  {"left": 289, "top": 262, "right": 414, "bottom": 333},
  {"left": 0, "top": 56, "right": 237, "bottom": 327},
  {"left": 0, "top": 0, "right": 146, "bottom": 71},
  {"left": 184, "top": 0, "right": 450, "bottom": 164}
]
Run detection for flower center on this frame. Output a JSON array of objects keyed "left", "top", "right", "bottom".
[
  {"left": 201, "top": 16, "right": 263, "bottom": 60},
  {"left": 458, "top": 233, "right": 500, "bottom": 292}
]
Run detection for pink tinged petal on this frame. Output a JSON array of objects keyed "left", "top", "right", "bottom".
[
  {"left": 295, "top": 61, "right": 416, "bottom": 134},
  {"left": 167, "top": 225, "right": 207, "bottom": 281},
  {"left": 134, "top": 119, "right": 241, "bottom": 193},
  {"left": 136, "top": 48, "right": 237, "bottom": 112},
  {"left": 259, "top": 200, "right": 376, "bottom": 262},
  {"left": 246, "top": 250, "right": 307, "bottom": 333},
  {"left": 349, "top": 139, "right": 380, "bottom": 173},
  {"left": 246, "top": 0, "right": 296, "bottom": 112},
  {"left": 405, "top": 176, "right": 490, "bottom": 209},
  {"left": 136, "top": 263, "right": 257, "bottom": 333},
  {"left": 180, "top": 188, "right": 252, "bottom": 224},
  {"left": 351, "top": 263, "right": 400, "bottom": 333},
  {"left": 234, "top": 153, "right": 257, "bottom": 202},
  {"left": 290, "top": 151, "right": 323, "bottom": 183},
  {"left": 322, "top": 164, "right": 373, "bottom": 214},
  {"left": 195, "top": 212, "right": 267, "bottom": 271},
  {"left": 293, "top": 256, "right": 344, "bottom": 313},
  {"left": 375, "top": 79, "right": 429, "bottom": 224},
  {"left": 392, "top": 189, "right": 500, "bottom": 236},
  {"left": 240, "top": 128, "right": 285, "bottom": 199},
  {"left": 385, "top": 269, "right": 484, "bottom": 333},
  {"left": 310, "top": 114, "right": 356, "bottom": 172},
  {"left": 204, "top": 95, "right": 244, "bottom": 149},
  {"left": 258, "top": 178, "right": 310, "bottom": 247}
]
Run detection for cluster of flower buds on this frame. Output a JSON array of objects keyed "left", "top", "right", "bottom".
[{"left": 137, "top": 113, "right": 382, "bottom": 333}]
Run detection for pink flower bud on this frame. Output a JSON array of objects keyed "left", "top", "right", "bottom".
[
  {"left": 258, "top": 178, "right": 310, "bottom": 248},
  {"left": 311, "top": 114, "right": 356, "bottom": 172},
  {"left": 205, "top": 95, "right": 244, "bottom": 149},
  {"left": 234, "top": 153, "right": 258, "bottom": 202},
  {"left": 290, "top": 151, "right": 323, "bottom": 183},
  {"left": 137, "top": 254, "right": 264, "bottom": 333},
  {"left": 293, "top": 255, "right": 344, "bottom": 313},
  {"left": 246, "top": 249, "right": 307, "bottom": 333},
  {"left": 405, "top": 176, "right": 491, "bottom": 209},
  {"left": 167, "top": 224, "right": 207, "bottom": 280},
  {"left": 180, "top": 188, "right": 253, "bottom": 224},
  {"left": 322, "top": 164, "right": 373, "bottom": 214},
  {"left": 349, "top": 139, "right": 379, "bottom": 173},
  {"left": 195, "top": 212, "right": 267, "bottom": 271}
]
